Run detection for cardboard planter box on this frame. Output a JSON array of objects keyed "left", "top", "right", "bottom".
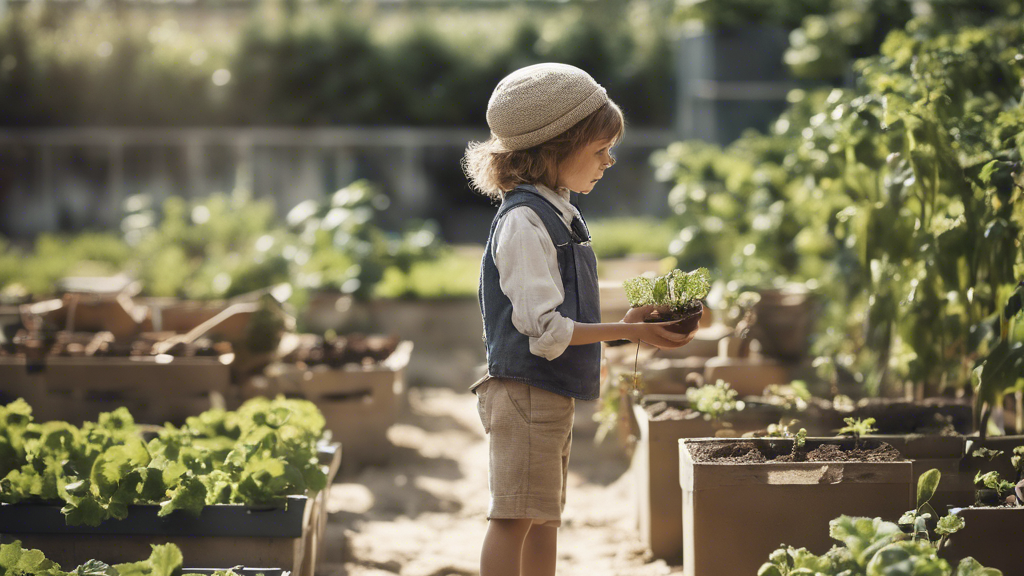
[
  {"left": 0, "top": 443, "right": 341, "bottom": 576},
  {"left": 679, "top": 437, "right": 913, "bottom": 576},
  {"left": 872, "top": 434, "right": 968, "bottom": 511},
  {"left": 246, "top": 341, "right": 412, "bottom": 472},
  {"left": 631, "top": 395, "right": 783, "bottom": 562},
  {"left": 42, "top": 355, "right": 231, "bottom": 425},
  {"left": 942, "top": 506, "right": 1024, "bottom": 574},
  {"left": 0, "top": 355, "right": 231, "bottom": 424}
]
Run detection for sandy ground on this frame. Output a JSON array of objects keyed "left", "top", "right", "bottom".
[{"left": 318, "top": 386, "right": 682, "bottom": 576}]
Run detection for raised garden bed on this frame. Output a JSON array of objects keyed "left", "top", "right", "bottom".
[
  {"left": 679, "top": 437, "right": 913, "bottom": 576},
  {"left": 631, "top": 394, "right": 783, "bottom": 562}
]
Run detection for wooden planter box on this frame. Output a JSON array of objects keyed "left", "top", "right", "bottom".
[
  {"left": 942, "top": 506, "right": 1024, "bottom": 574},
  {"left": 0, "top": 442, "right": 341, "bottom": 576},
  {"left": 631, "top": 395, "right": 783, "bottom": 562},
  {"left": 679, "top": 437, "right": 913, "bottom": 576},
  {"left": 245, "top": 341, "right": 412, "bottom": 472},
  {"left": 0, "top": 355, "right": 231, "bottom": 425}
]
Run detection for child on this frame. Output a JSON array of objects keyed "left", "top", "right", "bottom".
[{"left": 462, "top": 63, "right": 697, "bottom": 576}]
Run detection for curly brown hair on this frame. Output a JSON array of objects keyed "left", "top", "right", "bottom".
[{"left": 462, "top": 101, "right": 625, "bottom": 201}]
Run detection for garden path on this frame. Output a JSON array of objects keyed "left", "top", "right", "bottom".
[{"left": 320, "top": 386, "right": 681, "bottom": 576}]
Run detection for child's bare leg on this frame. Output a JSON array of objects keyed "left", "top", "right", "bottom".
[
  {"left": 481, "top": 518, "right": 533, "bottom": 576},
  {"left": 521, "top": 523, "right": 557, "bottom": 576}
]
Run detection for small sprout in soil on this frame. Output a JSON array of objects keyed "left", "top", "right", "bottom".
[
  {"left": 793, "top": 428, "right": 807, "bottom": 451},
  {"left": 685, "top": 379, "right": 741, "bottom": 421},
  {"left": 971, "top": 447, "right": 1004, "bottom": 461},
  {"left": 838, "top": 417, "right": 877, "bottom": 448}
]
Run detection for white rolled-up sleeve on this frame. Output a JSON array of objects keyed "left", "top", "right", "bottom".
[{"left": 492, "top": 207, "right": 576, "bottom": 361}]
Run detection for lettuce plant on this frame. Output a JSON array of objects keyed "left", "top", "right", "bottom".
[
  {"left": 622, "top": 267, "right": 711, "bottom": 313},
  {"left": 0, "top": 396, "right": 328, "bottom": 527}
]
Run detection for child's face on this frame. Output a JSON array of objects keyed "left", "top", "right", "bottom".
[{"left": 556, "top": 138, "right": 616, "bottom": 194}]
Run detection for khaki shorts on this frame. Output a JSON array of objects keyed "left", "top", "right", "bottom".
[{"left": 475, "top": 377, "right": 574, "bottom": 527}]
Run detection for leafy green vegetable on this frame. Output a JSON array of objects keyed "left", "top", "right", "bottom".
[
  {"left": 623, "top": 267, "right": 711, "bottom": 311},
  {"left": 0, "top": 397, "right": 327, "bottom": 526}
]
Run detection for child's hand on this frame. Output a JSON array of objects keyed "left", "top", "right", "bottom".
[
  {"left": 626, "top": 322, "right": 696, "bottom": 349},
  {"left": 621, "top": 305, "right": 667, "bottom": 324}
]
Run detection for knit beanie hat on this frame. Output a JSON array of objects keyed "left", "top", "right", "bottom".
[{"left": 486, "top": 63, "right": 609, "bottom": 151}]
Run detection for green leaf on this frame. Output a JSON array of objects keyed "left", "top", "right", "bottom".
[
  {"left": 935, "top": 513, "right": 965, "bottom": 536},
  {"left": 916, "top": 469, "right": 941, "bottom": 510},
  {"left": 144, "top": 544, "right": 183, "bottom": 576},
  {"left": 829, "top": 516, "right": 902, "bottom": 566},
  {"left": 72, "top": 559, "right": 118, "bottom": 576},
  {"left": 158, "top": 474, "right": 207, "bottom": 518},
  {"left": 954, "top": 557, "right": 1003, "bottom": 576}
]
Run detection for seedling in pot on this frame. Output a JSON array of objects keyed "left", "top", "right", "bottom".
[
  {"left": 622, "top": 267, "right": 711, "bottom": 334},
  {"left": 837, "top": 417, "right": 877, "bottom": 449}
]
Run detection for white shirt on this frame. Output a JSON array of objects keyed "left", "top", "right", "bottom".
[{"left": 490, "top": 183, "right": 579, "bottom": 361}]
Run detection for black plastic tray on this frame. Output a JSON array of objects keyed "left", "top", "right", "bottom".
[
  {"left": 184, "top": 569, "right": 289, "bottom": 576},
  {"left": 0, "top": 496, "right": 307, "bottom": 537}
]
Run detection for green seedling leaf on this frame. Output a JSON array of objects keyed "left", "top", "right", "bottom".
[
  {"left": 971, "top": 448, "right": 1004, "bottom": 461},
  {"left": 916, "top": 469, "right": 941, "bottom": 510},
  {"left": 935, "top": 513, "right": 965, "bottom": 536}
]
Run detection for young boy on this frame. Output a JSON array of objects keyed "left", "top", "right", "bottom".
[{"left": 462, "top": 63, "right": 695, "bottom": 576}]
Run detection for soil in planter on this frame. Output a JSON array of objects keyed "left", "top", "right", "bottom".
[
  {"left": 689, "top": 440, "right": 903, "bottom": 463},
  {"left": 282, "top": 333, "right": 399, "bottom": 368},
  {"left": 2, "top": 330, "right": 229, "bottom": 358},
  {"left": 644, "top": 401, "right": 698, "bottom": 422}
]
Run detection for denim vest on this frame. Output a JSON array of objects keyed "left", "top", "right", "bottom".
[{"left": 478, "top": 185, "right": 602, "bottom": 401}]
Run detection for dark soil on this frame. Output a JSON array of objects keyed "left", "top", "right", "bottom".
[
  {"left": 282, "top": 333, "right": 399, "bottom": 368},
  {"left": 689, "top": 441, "right": 768, "bottom": 463},
  {"left": 643, "top": 302, "right": 703, "bottom": 334},
  {"left": 689, "top": 440, "right": 904, "bottom": 463},
  {"left": 643, "top": 401, "right": 698, "bottom": 422}
]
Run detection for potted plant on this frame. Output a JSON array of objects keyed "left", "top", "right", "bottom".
[
  {"left": 623, "top": 267, "right": 711, "bottom": 334},
  {"left": 680, "top": 435, "right": 913, "bottom": 575}
]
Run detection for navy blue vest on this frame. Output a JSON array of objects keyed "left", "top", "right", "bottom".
[{"left": 478, "top": 185, "right": 602, "bottom": 401}]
